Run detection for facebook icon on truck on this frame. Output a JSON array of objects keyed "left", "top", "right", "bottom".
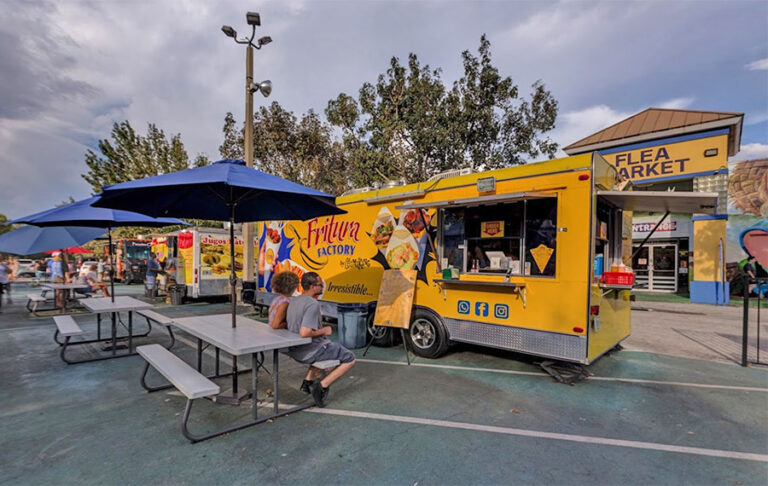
[{"left": 475, "top": 302, "right": 489, "bottom": 317}]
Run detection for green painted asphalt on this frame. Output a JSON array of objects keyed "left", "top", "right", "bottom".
[{"left": 0, "top": 283, "right": 766, "bottom": 485}]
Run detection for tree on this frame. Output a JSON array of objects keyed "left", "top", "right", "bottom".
[
  {"left": 220, "top": 104, "right": 348, "bottom": 195},
  {"left": 82, "top": 121, "right": 211, "bottom": 193},
  {"left": 0, "top": 213, "right": 13, "bottom": 237},
  {"left": 325, "top": 35, "right": 559, "bottom": 184},
  {"left": 81, "top": 121, "right": 213, "bottom": 237}
]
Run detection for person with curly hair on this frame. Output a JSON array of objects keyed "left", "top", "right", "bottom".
[{"left": 268, "top": 271, "right": 300, "bottom": 330}]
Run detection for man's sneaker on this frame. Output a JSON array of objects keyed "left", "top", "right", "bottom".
[
  {"left": 300, "top": 379, "right": 313, "bottom": 394},
  {"left": 311, "top": 382, "right": 329, "bottom": 407}
]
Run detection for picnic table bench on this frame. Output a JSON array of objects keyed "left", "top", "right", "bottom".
[
  {"left": 138, "top": 344, "right": 221, "bottom": 443},
  {"left": 26, "top": 293, "right": 55, "bottom": 314},
  {"left": 135, "top": 309, "right": 176, "bottom": 349},
  {"left": 53, "top": 315, "right": 85, "bottom": 364}
]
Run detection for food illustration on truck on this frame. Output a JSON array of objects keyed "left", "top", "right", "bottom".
[
  {"left": 385, "top": 226, "right": 420, "bottom": 269},
  {"left": 371, "top": 207, "right": 396, "bottom": 251}
]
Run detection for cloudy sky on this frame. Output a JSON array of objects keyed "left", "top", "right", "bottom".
[{"left": 1, "top": 0, "right": 767, "bottom": 218}]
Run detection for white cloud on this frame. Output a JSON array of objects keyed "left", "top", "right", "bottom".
[
  {"left": 658, "top": 97, "right": 695, "bottom": 109},
  {"left": 547, "top": 105, "right": 631, "bottom": 158},
  {"left": 746, "top": 112, "right": 768, "bottom": 125},
  {"left": 732, "top": 143, "right": 768, "bottom": 161},
  {"left": 746, "top": 58, "right": 768, "bottom": 70}
]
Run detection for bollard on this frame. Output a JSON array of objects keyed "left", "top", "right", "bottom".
[{"left": 742, "top": 282, "right": 749, "bottom": 367}]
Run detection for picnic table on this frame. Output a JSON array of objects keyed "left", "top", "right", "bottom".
[
  {"left": 139, "top": 314, "right": 319, "bottom": 442},
  {"left": 79, "top": 296, "right": 154, "bottom": 356},
  {"left": 53, "top": 296, "right": 156, "bottom": 364},
  {"left": 41, "top": 282, "right": 89, "bottom": 311}
]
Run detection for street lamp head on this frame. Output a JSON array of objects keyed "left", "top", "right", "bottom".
[
  {"left": 246, "top": 12, "right": 261, "bottom": 26},
  {"left": 258, "top": 80, "right": 272, "bottom": 98},
  {"left": 250, "top": 80, "right": 272, "bottom": 98},
  {"left": 257, "top": 36, "right": 272, "bottom": 47},
  {"left": 221, "top": 25, "right": 237, "bottom": 38}
]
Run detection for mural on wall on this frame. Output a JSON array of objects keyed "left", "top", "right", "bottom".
[{"left": 727, "top": 158, "right": 768, "bottom": 289}]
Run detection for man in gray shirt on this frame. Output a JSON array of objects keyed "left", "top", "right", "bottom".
[{"left": 285, "top": 272, "right": 355, "bottom": 407}]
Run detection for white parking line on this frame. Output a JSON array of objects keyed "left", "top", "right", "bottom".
[
  {"left": 289, "top": 405, "right": 768, "bottom": 463},
  {"left": 356, "top": 358, "right": 768, "bottom": 393}
]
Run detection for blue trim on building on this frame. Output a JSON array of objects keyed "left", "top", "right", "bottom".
[
  {"left": 598, "top": 128, "right": 731, "bottom": 155},
  {"left": 692, "top": 214, "right": 729, "bottom": 221},
  {"left": 690, "top": 280, "right": 730, "bottom": 305},
  {"left": 633, "top": 168, "right": 729, "bottom": 185}
]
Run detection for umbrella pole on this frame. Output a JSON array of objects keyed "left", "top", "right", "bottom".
[
  {"left": 229, "top": 207, "right": 239, "bottom": 397},
  {"left": 108, "top": 227, "right": 115, "bottom": 303},
  {"left": 229, "top": 211, "right": 237, "bottom": 329}
]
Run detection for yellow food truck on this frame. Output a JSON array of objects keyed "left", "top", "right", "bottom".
[{"left": 257, "top": 153, "right": 717, "bottom": 371}]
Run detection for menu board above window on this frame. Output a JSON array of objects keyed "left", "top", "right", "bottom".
[
  {"left": 481, "top": 221, "right": 505, "bottom": 238},
  {"left": 477, "top": 176, "right": 496, "bottom": 193}
]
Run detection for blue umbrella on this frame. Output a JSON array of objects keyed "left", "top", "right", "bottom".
[
  {"left": 10, "top": 196, "right": 186, "bottom": 228},
  {"left": 0, "top": 225, "right": 105, "bottom": 256},
  {"left": 94, "top": 159, "right": 346, "bottom": 328},
  {"left": 93, "top": 159, "right": 346, "bottom": 222},
  {"left": 11, "top": 196, "right": 188, "bottom": 301}
]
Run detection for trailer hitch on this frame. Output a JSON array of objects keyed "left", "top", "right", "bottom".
[{"left": 539, "top": 360, "right": 592, "bottom": 385}]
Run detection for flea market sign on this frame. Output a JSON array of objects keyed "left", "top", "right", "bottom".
[{"left": 603, "top": 134, "right": 728, "bottom": 183}]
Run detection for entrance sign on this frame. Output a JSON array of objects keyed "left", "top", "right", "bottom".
[{"left": 603, "top": 134, "right": 728, "bottom": 182}]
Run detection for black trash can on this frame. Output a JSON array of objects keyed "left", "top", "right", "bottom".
[
  {"left": 336, "top": 303, "right": 368, "bottom": 349},
  {"left": 169, "top": 285, "right": 186, "bottom": 305},
  {"left": 241, "top": 280, "right": 256, "bottom": 305}
]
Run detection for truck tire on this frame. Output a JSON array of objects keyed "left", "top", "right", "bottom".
[
  {"left": 366, "top": 311, "right": 398, "bottom": 347},
  {"left": 406, "top": 308, "right": 449, "bottom": 359}
]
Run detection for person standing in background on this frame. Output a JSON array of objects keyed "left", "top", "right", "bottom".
[
  {"left": 145, "top": 252, "right": 161, "bottom": 298},
  {"left": 35, "top": 259, "right": 46, "bottom": 284},
  {"left": 163, "top": 253, "right": 177, "bottom": 304},
  {"left": 0, "top": 256, "right": 11, "bottom": 311}
]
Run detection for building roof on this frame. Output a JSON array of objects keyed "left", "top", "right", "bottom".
[{"left": 564, "top": 108, "right": 743, "bottom": 156}]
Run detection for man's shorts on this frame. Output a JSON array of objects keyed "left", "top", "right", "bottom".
[{"left": 290, "top": 341, "right": 355, "bottom": 365}]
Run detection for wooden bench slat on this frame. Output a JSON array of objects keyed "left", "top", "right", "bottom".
[
  {"left": 27, "top": 294, "right": 48, "bottom": 302},
  {"left": 53, "top": 316, "right": 83, "bottom": 337},
  {"left": 137, "top": 345, "right": 220, "bottom": 399},
  {"left": 136, "top": 310, "right": 173, "bottom": 326}
]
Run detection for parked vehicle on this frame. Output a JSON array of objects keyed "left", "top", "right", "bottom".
[
  {"left": 110, "top": 239, "right": 151, "bottom": 284},
  {"left": 16, "top": 259, "right": 36, "bottom": 277},
  {"left": 258, "top": 153, "right": 717, "bottom": 366},
  {"left": 153, "top": 228, "right": 258, "bottom": 298}
]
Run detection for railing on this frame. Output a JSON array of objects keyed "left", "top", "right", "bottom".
[{"left": 742, "top": 278, "right": 768, "bottom": 367}]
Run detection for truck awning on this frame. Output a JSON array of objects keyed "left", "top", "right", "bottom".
[
  {"left": 596, "top": 191, "right": 718, "bottom": 214},
  {"left": 396, "top": 191, "right": 556, "bottom": 210}
]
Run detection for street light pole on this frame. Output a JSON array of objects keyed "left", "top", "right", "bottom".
[
  {"left": 243, "top": 44, "right": 254, "bottom": 283},
  {"left": 222, "top": 13, "right": 272, "bottom": 290}
]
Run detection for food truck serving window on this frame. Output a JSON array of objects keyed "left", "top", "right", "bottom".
[{"left": 440, "top": 196, "right": 558, "bottom": 277}]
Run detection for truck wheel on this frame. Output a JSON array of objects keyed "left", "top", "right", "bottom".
[
  {"left": 366, "top": 312, "right": 398, "bottom": 347},
  {"left": 407, "top": 309, "right": 449, "bottom": 359}
]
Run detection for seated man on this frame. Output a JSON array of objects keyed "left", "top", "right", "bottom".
[
  {"left": 75, "top": 264, "right": 110, "bottom": 298},
  {"left": 85, "top": 264, "right": 110, "bottom": 297},
  {"left": 285, "top": 272, "right": 355, "bottom": 407}
]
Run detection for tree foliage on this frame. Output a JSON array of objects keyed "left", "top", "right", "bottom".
[
  {"left": 82, "top": 121, "right": 210, "bottom": 193},
  {"left": 0, "top": 213, "right": 13, "bottom": 237},
  {"left": 326, "top": 35, "right": 559, "bottom": 185},
  {"left": 81, "top": 121, "right": 214, "bottom": 237},
  {"left": 220, "top": 104, "right": 348, "bottom": 195}
]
